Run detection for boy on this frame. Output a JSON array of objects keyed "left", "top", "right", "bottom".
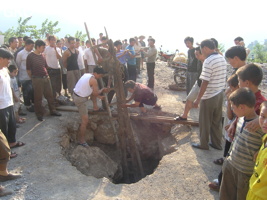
[
  {"left": 8, "top": 65, "right": 25, "bottom": 124},
  {"left": 219, "top": 88, "right": 265, "bottom": 200},
  {"left": 184, "top": 36, "right": 198, "bottom": 95},
  {"left": 246, "top": 101, "right": 267, "bottom": 199},
  {"left": 122, "top": 80, "right": 161, "bottom": 115}
]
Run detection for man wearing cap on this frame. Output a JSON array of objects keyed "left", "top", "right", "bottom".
[{"left": 72, "top": 67, "right": 108, "bottom": 147}]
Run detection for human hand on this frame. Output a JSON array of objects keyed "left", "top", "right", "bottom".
[
  {"left": 224, "top": 124, "right": 230, "bottom": 131},
  {"left": 98, "top": 95, "right": 105, "bottom": 100},
  {"left": 227, "top": 122, "right": 236, "bottom": 141},
  {"left": 245, "top": 117, "right": 260, "bottom": 132},
  {"left": 193, "top": 99, "right": 200, "bottom": 108}
]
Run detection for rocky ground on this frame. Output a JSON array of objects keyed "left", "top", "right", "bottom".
[{"left": 2, "top": 61, "right": 266, "bottom": 200}]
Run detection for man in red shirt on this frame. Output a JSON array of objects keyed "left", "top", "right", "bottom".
[
  {"left": 122, "top": 80, "right": 161, "bottom": 114},
  {"left": 26, "top": 40, "right": 61, "bottom": 121}
]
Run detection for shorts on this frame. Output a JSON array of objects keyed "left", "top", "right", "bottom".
[
  {"left": 186, "top": 81, "right": 200, "bottom": 102},
  {"left": 72, "top": 93, "right": 89, "bottom": 116}
]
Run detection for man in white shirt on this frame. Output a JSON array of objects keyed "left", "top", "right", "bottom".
[
  {"left": 192, "top": 39, "right": 227, "bottom": 150},
  {"left": 44, "top": 36, "right": 62, "bottom": 102},
  {"left": 84, "top": 40, "right": 100, "bottom": 73},
  {"left": 0, "top": 48, "right": 25, "bottom": 150},
  {"left": 75, "top": 38, "right": 85, "bottom": 76},
  {"left": 16, "top": 39, "right": 35, "bottom": 112}
]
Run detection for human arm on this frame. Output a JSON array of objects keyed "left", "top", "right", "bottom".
[
  {"left": 90, "top": 77, "right": 107, "bottom": 97},
  {"left": 55, "top": 47, "right": 62, "bottom": 59},
  {"left": 15, "top": 51, "right": 22, "bottom": 69},
  {"left": 26, "top": 54, "right": 32, "bottom": 78},
  {"left": 11, "top": 88, "right": 19, "bottom": 102},
  {"left": 193, "top": 80, "right": 209, "bottom": 108},
  {"left": 121, "top": 101, "right": 140, "bottom": 108},
  {"left": 62, "top": 51, "right": 70, "bottom": 68},
  {"left": 142, "top": 48, "right": 157, "bottom": 58},
  {"left": 227, "top": 117, "right": 238, "bottom": 141}
]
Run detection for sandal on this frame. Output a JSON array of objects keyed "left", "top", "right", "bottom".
[
  {"left": 213, "top": 158, "right": 224, "bottom": 165},
  {"left": 174, "top": 116, "right": 187, "bottom": 121},
  {"left": 78, "top": 142, "right": 89, "bottom": 147},
  {"left": 17, "top": 117, "right": 26, "bottom": 124},
  {"left": 10, "top": 152, "right": 17, "bottom": 159},
  {"left": 10, "top": 141, "right": 25, "bottom": 149}
]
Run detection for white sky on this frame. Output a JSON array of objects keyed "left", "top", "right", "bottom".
[{"left": 1, "top": 0, "right": 267, "bottom": 53}]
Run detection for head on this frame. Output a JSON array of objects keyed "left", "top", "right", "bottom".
[
  {"left": 93, "top": 66, "right": 106, "bottom": 79},
  {"left": 236, "top": 63, "right": 263, "bottom": 88},
  {"left": 139, "top": 35, "right": 145, "bottom": 41},
  {"left": 86, "top": 40, "right": 91, "bottom": 48},
  {"left": 8, "top": 37, "right": 18, "bottom": 49},
  {"left": 148, "top": 38, "right": 155, "bottom": 47},
  {"left": 34, "top": 40, "right": 46, "bottom": 53},
  {"left": 99, "top": 33, "right": 103, "bottom": 38},
  {"left": 91, "top": 38, "right": 96, "bottom": 46},
  {"left": 125, "top": 80, "right": 136, "bottom": 93},
  {"left": 48, "top": 35, "right": 57, "bottom": 47},
  {"left": 259, "top": 101, "right": 267, "bottom": 133},
  {"left": 200, "top": 39, "right": 215, "bottom": 57},
  {"left": 194, "top": 47, "right": 205, "bottom": 62},
  {"left": 0, "top": 48, "right": 14, "bottom": 68},
  {"left": 234, "top": 37, "right": 244, "bottom": 45},
  {"left": 225, "top": 46, "right": 246, "bottom": 68},
  {"left": 114, "top": 40, "right": 122, "bottom": 50},
  {"left": 23, "top": 36, "right": 30, "bottom": 45},
  {"left": 81, "top": 41, "right": 85, "bottom": 46},
  {"left": 101, "top": 36, "right": 107, "bottom": 43},
  {"left": 227, "top": 74, "right": 239, "bottom": 92},
  {"left": 75, "top": 38, "right": 80, "bottom": 48},
  {"left": 56, "top": 40, "right": 62, "bottom": 48},
  {"left": 124, "top": 39, "right": 128, "bottom": 44},
  {"left": 229, "top": 87, "right": 256, "bottom": 117},
  {"left": 24, "top": 39, "right": 35, "bottom": 52},
  {"left": 210, "top": 38, "right": 219, "bottom": 49},
  {"left": 129, "top": 38, "right": 136, "bottom": 46},
  {"left": 68, "top": 37, "right": 76, "bottom": 49},
  {"left": 8, "top": 65, "right": 18, "bottom": 77},
  {"left": 18, "top": 37, "right": 23, "bottom": 46},
  {"left": 184, "top": 37, "right": 194, "bottom": 49}
]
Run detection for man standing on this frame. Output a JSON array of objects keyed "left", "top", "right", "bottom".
[
  {"left": 192, "top": 39, "right": 227, "bottom": 150},
  {"left": 141, "top": 38, "right": 157, "bottom": 89},
  {"left": 44, "top": 36, "right": 62, "bottom": 103},
  {"left": 62, "top": 37, "right": 81, "bottom": 95},
  {"left": 126, "top": 38, "right": 137, "bottom": 82},
  {"left": 0, "top": 48, "right": 24, "bottom": 149},
  {"left": 16, "top": 39, "right": 35, "bottom": 112},
  {"left": 72, "top": 67, "right": 107, "bottom": 147},
  {"left": 75, "top": 38, "right": 85, "bottom": 76},
  {"left": 84, "top": 40, "right": 102, "bottom": 73},
  {"left": 184, "top": 37, "right": 198, "bottom": 95},
  {"left": 26, "top": 40, "right": 61, "bottom": 121}
]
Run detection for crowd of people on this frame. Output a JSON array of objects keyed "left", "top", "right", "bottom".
[{"left": 0, "top": 33, "right": 266, "bottom": 199}]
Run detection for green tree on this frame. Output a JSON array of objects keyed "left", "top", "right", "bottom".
[
  {"left": 34, "top": 19, "right": 61, "bottom": 39},
  {"left": 74, "top": 31, "right": 87, "bottom": 42},
  {"left": 252, "top": 43, "right": 267, "bottom": 63}
]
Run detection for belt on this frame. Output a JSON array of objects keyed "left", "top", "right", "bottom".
[
  {"left": 47, "top": 67, "right": 60, "bottom": 70},
  {"left": 32, "top": 75, "right": 49, "bottom": 78}
]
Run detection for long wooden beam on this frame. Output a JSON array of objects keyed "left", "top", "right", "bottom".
[{"left": 56, "top": 106, "right": 199, "bottom": 126}]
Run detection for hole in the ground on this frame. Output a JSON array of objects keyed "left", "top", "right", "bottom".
[{"left": 61, "top": 114, "right": 189, "bottom": 184}]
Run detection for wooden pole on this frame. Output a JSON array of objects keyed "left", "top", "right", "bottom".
[{"left": 84, "top": 23, "right": 119, "bottom": 148}]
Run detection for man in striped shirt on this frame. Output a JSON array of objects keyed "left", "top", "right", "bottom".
[{"left": 192, "top": 39, "right": 227, "bottom": 150}]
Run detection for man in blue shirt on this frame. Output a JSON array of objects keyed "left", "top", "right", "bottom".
[{"left": 126, "top": 38, "right": 137, "bottom": 81}]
